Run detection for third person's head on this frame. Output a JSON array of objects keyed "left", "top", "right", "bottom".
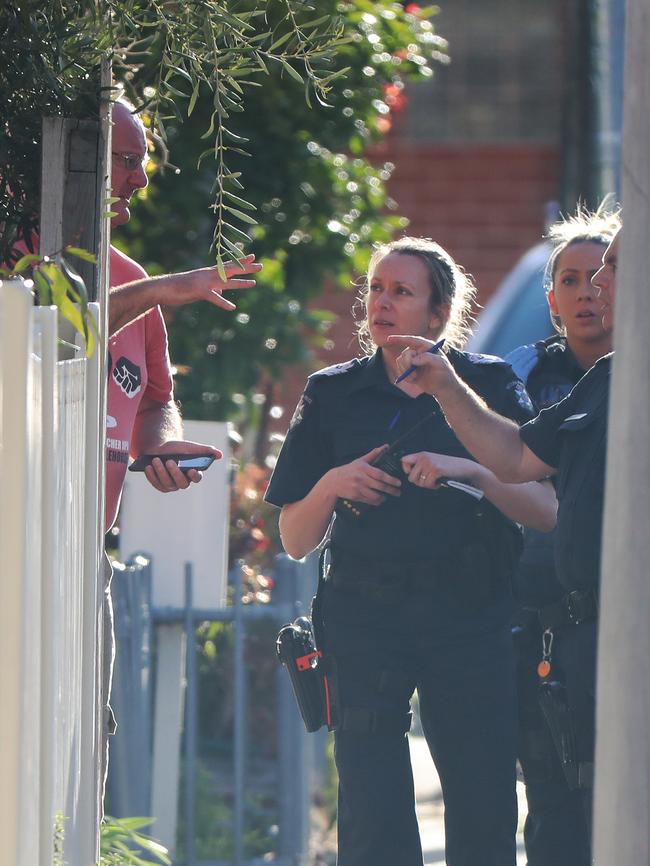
[
  {"left": 592, "top": 226, "right": 621, "bottom": 335},
  {"left": 545, "top": 206, "right": 620, "bottom": 354}
]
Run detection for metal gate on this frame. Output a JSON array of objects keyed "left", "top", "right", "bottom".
[{"left": 108, "top": 552, "right": 328, "bottom": 866}]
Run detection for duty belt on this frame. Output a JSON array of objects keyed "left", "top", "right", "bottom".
[
  {"left": 537, "top": 587, "right": 598, "bottom": 631},
  {"left": 328, "top": 552, "right": 449, "bottom": 602}
]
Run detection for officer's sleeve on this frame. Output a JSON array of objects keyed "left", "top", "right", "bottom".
[
  {"left": 519, "top": 390, "right": 577, "bottom": 470},
  {"left": 264, "top": 379, "right": 331, "bottom": 507}
]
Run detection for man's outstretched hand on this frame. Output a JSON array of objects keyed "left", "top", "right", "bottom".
[
  {"left": 109, "top": 253, "right": 263, "bottom": 336},
  {"left": 157, "top": 253, "right": 262, "bottom": 311}
]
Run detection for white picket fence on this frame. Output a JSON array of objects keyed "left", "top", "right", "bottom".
[{"left": 0, "top": 277, "right": 105, "bottom": 866}]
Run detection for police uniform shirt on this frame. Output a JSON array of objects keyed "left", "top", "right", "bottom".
[
  {"left": 525, "top": 337, "right": 587, "bottom": 410},
  {"left": 519, "top": 354, "right": 611, "bottom": 592},
  {"left": 265, "top": 347, "right": 534, "bottom": 564},
  {"left": 507, "top": 336, "right": 592, "bottom": 608}
]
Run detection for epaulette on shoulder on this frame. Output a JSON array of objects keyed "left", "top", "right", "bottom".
[
  {"left": 539, "top": 335, "right": 567, "bottom": 354},
  {"left": 308, "top": 358, "right": 361, "bottom": 380},
  {"left": 504, "top": 343, "right": 542, "bottom": 383},
  {"left": 449, "top": 348, "right": 511, "bottom": 384},
  {"left": 462, "top": 351, "right": 509, "bottom": 367}
]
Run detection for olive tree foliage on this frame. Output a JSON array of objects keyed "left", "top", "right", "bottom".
[
  {"left": 0, "top": 0, "right": 354, "bottom": 267},
  {"left": 117, "top": 1, "right": 447, "bottom": 420},
  {"left": 1, "top": 0, "right": 446, "bottom": 416}
]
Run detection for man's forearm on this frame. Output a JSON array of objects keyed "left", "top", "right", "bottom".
[
  {"left": 435, "top": 373, "right": 527, "bottom": 481},
  {"left": 109, "top": 255, "right": 261, "bottom": 337},
  {"left": 130, "top": 399, "right": 183, "bottom": 456},
  {"left": 109, "top": 275, "right": 171, "bottom": 336}
]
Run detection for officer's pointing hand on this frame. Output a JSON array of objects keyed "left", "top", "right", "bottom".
[
  {"left": 331, "top": 445, "right": 402, "bottom": 506},
  {"left": 387, "top": 334, "right": 455, "bottom": 395}
]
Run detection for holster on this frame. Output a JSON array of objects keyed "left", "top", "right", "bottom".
[
  {"left": 537, "top": 677, "right": 587, "bottom": 790},
  {"left": 275, "top": 544, "right": 340, "bottom": 733},
  {"left": 276, "top": 616, "right": 337, "bottom": 732}
]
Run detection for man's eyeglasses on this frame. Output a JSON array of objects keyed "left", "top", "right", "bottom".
[{"left": 112, "top": 151, "right": 150, "bottom": 171}]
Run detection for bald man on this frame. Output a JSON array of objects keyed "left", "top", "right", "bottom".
[{"left": 101, "top": 100, "right": 260, "bottom": 793}]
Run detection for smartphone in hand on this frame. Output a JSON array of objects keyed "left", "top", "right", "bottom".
[{"left": 128, "top": 453, "right": 217, "bottom": 473}]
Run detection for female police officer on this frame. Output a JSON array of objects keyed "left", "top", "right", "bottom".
[
  {"left": 389, "top": 227, "right": 621, "bottom": 863},
  {"left": 505, "top": 207, "right": 619, "bottom": 866},
  {"left": 265, "top": 237, "right": 557, "bottom": 866}
]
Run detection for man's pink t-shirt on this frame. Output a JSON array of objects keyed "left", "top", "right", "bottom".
[{"left": 105, "top": 246, "right": 174, "bottom": 528}]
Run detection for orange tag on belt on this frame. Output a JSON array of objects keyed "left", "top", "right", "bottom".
[{"left": 537, "top": 660, "right": 551, "bottom": 679}]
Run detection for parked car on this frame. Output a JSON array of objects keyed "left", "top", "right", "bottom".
[{"left": 467, "top": 242, "right": 554, "bottom": 358}]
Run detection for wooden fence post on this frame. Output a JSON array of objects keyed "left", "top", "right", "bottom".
[{"left": 38, "top": 56, "right": 111, "bottom": 865}]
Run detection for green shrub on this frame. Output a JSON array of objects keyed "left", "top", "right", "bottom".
[{"left": 100, "top": 816, "right": 170, "bottom": 866}]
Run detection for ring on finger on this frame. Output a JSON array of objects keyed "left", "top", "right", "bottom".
[{"left": 419, "top": 473, "right": 427, "bottom": 481}]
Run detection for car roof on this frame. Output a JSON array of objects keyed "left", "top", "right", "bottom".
[{"left": 467, "top": 241, "right": 554, "bottom": 358}]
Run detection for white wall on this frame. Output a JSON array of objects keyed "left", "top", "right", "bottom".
[{"left": 118, "top": 420, "right": 231, "bottom": 609}]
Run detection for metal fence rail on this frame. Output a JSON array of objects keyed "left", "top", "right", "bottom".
[
  {"left": 109, "top": 553, "right": 324, "bottom": 866},
  {"left": 0, "top": 278, "right": 105, "bottom": 866}
]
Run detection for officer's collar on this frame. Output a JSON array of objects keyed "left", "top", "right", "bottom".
[
  {"left": 554, "top": 341, "right": 586, "bottom": 377},
  {"left": 562, "top": 340, "right": 612, "bottom": 377},
  {"left": 349, "top": 346, "right": 466, "bottom": 400},
  {"left": 346, "top": 348, "right": 452, "bottom": 398},
  {"left": 345, "top": 348, "right": 410, "bottom": 395}
]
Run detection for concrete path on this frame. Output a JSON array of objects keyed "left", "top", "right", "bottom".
[{"left": 409, "top": 734, "right": 528, "bottom": 865}]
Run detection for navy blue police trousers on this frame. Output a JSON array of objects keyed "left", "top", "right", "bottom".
[
  {"left": 322, "top": 580, "right": 518, "bottom": 866},
  {"left": 515, "top": 621, "right": 591, "bottom": 866}
]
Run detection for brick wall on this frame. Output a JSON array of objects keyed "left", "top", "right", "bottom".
[
  {"left": 267, "top": 0, "right": 566, "bottom": 438},
  {"left": 377, "top": 137, "right": 560, "bottom": 302}
]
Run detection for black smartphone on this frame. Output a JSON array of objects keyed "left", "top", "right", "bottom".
[{"left": 128, "top": 453, "right": 216, "bottom": 473}]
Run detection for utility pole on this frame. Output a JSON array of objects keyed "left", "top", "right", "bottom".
[
  {"left": 593, "top": 2, "right": 650, "bottom": 864},
  {"left": 594, "top": 0, "right": 625, "bottom": 198}
]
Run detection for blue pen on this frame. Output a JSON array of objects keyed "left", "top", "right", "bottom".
[{"left": 394, "top": 338, "right": 446, "bottom": 385}]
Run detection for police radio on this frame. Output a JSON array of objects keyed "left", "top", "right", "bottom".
[{"left": 336, "top": 411, "right": 435, "bottom": 519}]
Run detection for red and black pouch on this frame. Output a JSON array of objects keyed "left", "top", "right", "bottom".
[
  {"left": 276, "top": 541, "right": 339, "bottom": 733},
  {"left": 276, "top": 615, "right": 338, "bottom": 733}
]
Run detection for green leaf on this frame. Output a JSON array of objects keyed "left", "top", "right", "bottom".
[
  {"left": 221, "top": 221, "right": 253, "bottom": 243},
  {"left": 161, "top": 81, "right": 189, "bottom": 100},
  {"left": 223, "top": 191, "right": 256, "bottom": 211},
  {"left": 246, "top": 30, "right": 273, "bottom": 45},
  {"left": 188, "top": 82, "right": 200, "bottom": 117},
  {"left": 168, "top": 63, "right": 192, "bottom": 84},
  {"left": 197, "top": 148, "right": 216, "bottom": 169},
  {"left": 278, "top": 58, "right": 304, "bottom": 85},
  {"left": 65, "top": 246, "right": 97, "bottom": 264},
  {"left": 200, "top": 109, "right": 218, "bottom": 140},
  {"left": 255, "top": 52, "right": 269, "bottom": 74},
  {"left": 220, "top": 235, "right": 248, "bottom": 260},
  {"left": 33, "top": 270, "right": 52, "bottom": 306},
  {"left": 269, "top": 31, "right": 293, "bottom": 51},
  {"left": 222, "top": 171, "right": 244, "bottom": 190},
  {"left": 39, "top": 262, "right": 95, "bottom": 356},
  {"left": 11, "top": 253, "right": 41, "bottom": 274},
  {"left": 300, "top": 15, "right": 332, "bottom": 30},
  {"left": 222, "top": 127, "right": 249, "bottom": 143},
  {"left": 223, "top": 205, "right": 258, "bottom": 225}
]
